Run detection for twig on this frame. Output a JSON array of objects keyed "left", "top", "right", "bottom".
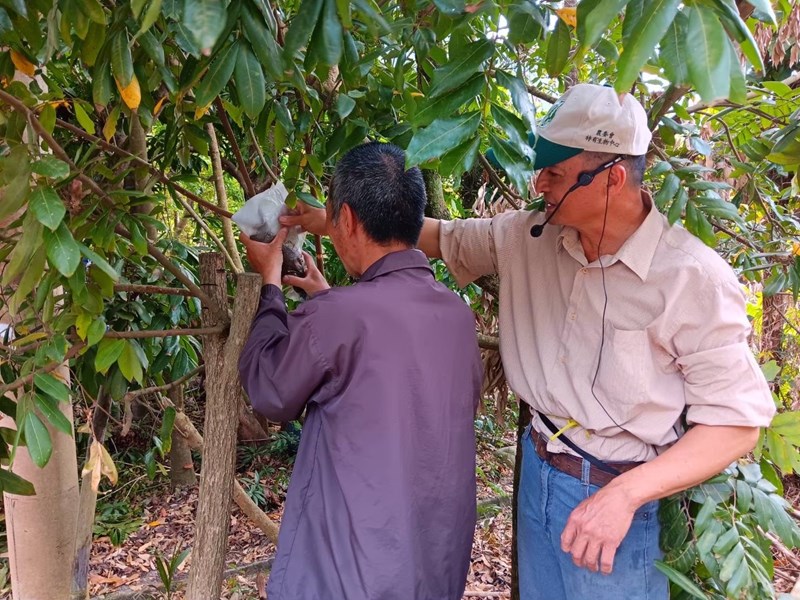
[
  {"left": 249, "top": 126, "right": 279, "bottom": 183},
  {"left": 478, "top": 154, "right": 522, "bottom": 210},
  {"left": 711, "top": 220, "right": 758, "bottom": 251},
  {"left": 114, "top": 284, "right": 199, "bottom": 297},
  {"left": 124, "top": 365, "right": 205, "bottom": 401},
  {"left": 478, "top": 333, "right": 499, "bottom": 350},
  {"left": 214, "top": 98, "right": 256, "bottom": 198},
  {"left": 0, "top": 342, "right": 85, "bottom": 397},
  {"left": 52, "top": 117, "right": 232, "bottom": 219},
  {"left": 764, "top": 530, "right": 800, "bottom": 570},
  {"left": 103, "top": 326, "right": 226, "bottom": 339},
  {"left": 207, "top": 123, "right": 245, "bottom": 273},
  {"left": 526, "top": 85, "right": 558, "bottom": 104}
]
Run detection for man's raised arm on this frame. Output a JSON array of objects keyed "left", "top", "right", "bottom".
[{"left": 416, "top": 217, "right": 442, "bottom": 259}]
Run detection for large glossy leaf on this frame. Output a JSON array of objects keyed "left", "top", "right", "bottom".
[
  {"left": 78, "top": 243, "right": 120, "bottom": 282},
  {"left": 576, "top": 0, "right": 631, "bottom": 53},
  {"left": 234, "top": 44, "right": 266, "bottom": 119},
  {"left": 118, "top": 340, "right": 144, "bottom": 383},
  {"left": 111, "top": 29, "right": 134, "bottom": 87},
  {"left": 653, "top": 561, "right": 708, "bottom": 599},
  {"left": 194, "top": 41, "right": 239, "bottom": 107},
  {"left": 659, "top": 11, "right": 690, "bottom": 85},
  {"left": 412, "top": 73, "right": 484, "bottom": 127},
  {"left": 615, "top": 0, "right": 680, "bottom": 92},
  {"left": 184, "top": 0, "right": 226, "bottom": 53},
  {"left": 34, "top": 373, "right": 70, "bottom": 403},
  {"left": 35, "top": 393, "right": 73, "bottom": 436},
  {"left": 546, "top": 18, "right": 571, "bottom": 77},
  {"left": 744, "top": 0, "right": 777, "bottom": 25},
  {"left": 496, "top": 71, "right": 537, "bottom": 132},
  {"left": 685, "top": 3, "right": 730, "bottom": 102},
  {"left": 491, "top": 104, "right": 532, "bottom": 157},
  {"left": 439, "top": 136, "right": 480, "bottom": 178},
  {"left": 406, "top": 112, "right": 482, "bottom": 168},
  {"left": 95, "top": 338, "right": 126, "bottom": 373},
  {"left": 23, "top": 411, "right": 52, "bottom": 468},
  {"left": 307, "top": 0, "right": 342, "bottom": 67},
  {"left": 283, "top": 0, "right": 324, "bottom": 59},
  {"left": 508, "top": 2, "right": 545, "bottom": 45},
  {"left": 43, "top": 221, "right": 81, "bottom": 277},
  {"left": 711, "top": 0, "right": 765, "bottom": 73},
  {"left": 2, "top": 212, "right": 43, "bottom": 286},
  {"left": 427, "top": 38, "right": 493, "bottom": 98},
  {"left": 0, "top": 469, "right": 35, "bottom": 496},
  {"left": 489, "top": 133, "right": 534, "bottom": 199},
  {"left": 31, "top": 156, "right": 70, "bottom": 180},
  {"left": 242, "top": 8, "right": 282, "bottom": 80},
  {"left": 30, "top": 186, "right": 66, "bottom": 231},
  {"left": 621, "top": 0, "right": 645, "bottom": 47}
]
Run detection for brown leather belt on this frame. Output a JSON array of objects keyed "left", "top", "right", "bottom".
[{"left": 532, "top": 433, "right": 642, "bottom": 487}]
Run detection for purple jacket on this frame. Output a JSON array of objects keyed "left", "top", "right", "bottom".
[{"left": 239, "top": 249, "right": 482, "bottom": 600}]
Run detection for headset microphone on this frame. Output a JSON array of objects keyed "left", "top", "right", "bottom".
[{"left": 530, "top": 155, "right": 624, "bottom": 238}]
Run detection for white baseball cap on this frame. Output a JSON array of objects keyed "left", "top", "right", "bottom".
[{"left": 532, "top": 83, "right": 652, "bottom": 170}]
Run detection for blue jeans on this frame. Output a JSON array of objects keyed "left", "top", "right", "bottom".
[{"left": 517, "top": 425, "right": 667, "bottom": 600}]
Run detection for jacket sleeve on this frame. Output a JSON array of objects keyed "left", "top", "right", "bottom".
[{"left": 238, "top": 285, "right": 332, "bottom": 422}]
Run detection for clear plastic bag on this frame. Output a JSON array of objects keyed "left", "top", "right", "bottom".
[{"left": 232, "top": 181, "right": 307, "bottom": 277}]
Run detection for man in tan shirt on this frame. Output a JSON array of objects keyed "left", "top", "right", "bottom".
[
  {"left": 416, "top": 84, "right": 775, "bottom": 599},
  {"left": 282, "top": 84, "right": 775, "bottom": 599}
]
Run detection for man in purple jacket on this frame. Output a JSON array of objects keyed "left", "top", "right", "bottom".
[{"left": 238, "top": 142, "right": 483, "bottom": 600}]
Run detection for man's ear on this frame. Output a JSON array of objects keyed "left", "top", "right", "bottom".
[
  {"left": 608, "top": 162, "right": 628, "bottom": 191},
  {"left": 340, "top": 203, "right": 357, "bottom": 236}
]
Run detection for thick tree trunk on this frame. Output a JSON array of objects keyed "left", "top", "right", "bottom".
[
  {"left": 1, "top": 364, "right": 79, "bottom": 600},
  {"left": 423, "top": 169, "right": 452, "bottom": 220},
  {"left": 186, "top": 258, "right": 262, "bottom": 599},
  {"left": 761, "top": 292, "right": 791, "bottom": 394},
  {"left": 168, "top": 385, "right": 197, "bottom": 488}
]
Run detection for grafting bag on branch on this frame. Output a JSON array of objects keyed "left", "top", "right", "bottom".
[{"left": 232, "top": 182, "right": 308, "bottom": 277}]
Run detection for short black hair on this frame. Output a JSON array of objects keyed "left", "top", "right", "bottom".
[
  {"left": 329, "top": 142, "right": 426, "bottom": 246},
  {"left": 584, "top": 152, "right": 647, "bottom": 187}
]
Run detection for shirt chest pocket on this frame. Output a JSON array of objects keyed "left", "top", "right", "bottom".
[{"left": 592, "top": 326, "right": 652, "bottom": 422}]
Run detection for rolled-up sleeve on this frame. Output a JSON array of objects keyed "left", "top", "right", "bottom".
[
  {"left": 439, "top": 217, "right": 498, "bottom": 287},
  {"left": 238, "top": 285, "right": 331, "bottom": 422},
  {"left": 675, "top": 279, "right": 775, "bottom": 428}
]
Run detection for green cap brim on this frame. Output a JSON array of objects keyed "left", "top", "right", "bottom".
[{"left": 532, "top": 135, "right": 583, "bottom": 170}]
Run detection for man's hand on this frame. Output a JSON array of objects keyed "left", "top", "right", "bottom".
[
  {"left": 560, "top": 483, "right": 637, "bottom": 574},
  {"left": 283, "top": 251, "right": 330, "bottom": 296},
  {"left": 240, "top": 229, "right": 287, "bottom": 287},
  {"left": 279, "top": 202, "right": 327, "bottom": 236}
]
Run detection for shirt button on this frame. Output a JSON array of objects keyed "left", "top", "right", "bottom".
[
  {"left": 569, "top": 313, "right": 576, "bottom": 320},
  {"left": 581, "top": 268, "right": 588, "bottom": 274},
  {"left": 559, "top": 355, "right": 566, "bottom": 363}
]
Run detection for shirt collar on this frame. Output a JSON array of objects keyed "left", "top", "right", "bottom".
[
  {"left": 359, "top": 249, "right": 433, "bottom": 282},
  {"left": 556, "top": 191, "right": 663, "bottom": 281}
]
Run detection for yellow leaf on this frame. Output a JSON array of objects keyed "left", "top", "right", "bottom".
[
  {"left": 98, "top": 442, "right": 118, "bottom": 486},
  {"left": 153, "top": 96, "right": 167, "bottom": 116},
  {"left": 793, "top": 242, "right": 800, "bottom": 256},
  {"left": 82, "top": 440, "right": 102, "bottom": 492},
  {"left": 555, "top": 7, "right": 577, "bottom": 28},
  {"left": 116, "top": 75, "right": 141, "bottom": 111},
  {"left": 195, "top": 103, "right": 211, "bottom": 120},
  {"left": 148, "top": 520, "right": 163, "bottom": 528},
  {"left": 10, "top": 50, "right": 36, "bottom": 77}
]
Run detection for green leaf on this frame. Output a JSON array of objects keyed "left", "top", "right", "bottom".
[
  {"left": 615, "top": 0, "right": 680, "bottom": 92},
  {"left": 159, "top": 406, "right": 176, "bottom": 455},
  {"left": 118, "top": 340, "right": 144, "bottom": 383},
  {"left": 413, "top": 73, "right": 484, "bottom": 127},
  {"left": 490, "top": 133, "right": 534, "bottom": 199},
  {"left": 242, "top": 10, "right": 282, "bottom": 80},
  {"left": 34, "top": 394, "right": 73, "bottom": 436},
  {"left": 577, "top": 0, "right": 631, "bottom": 53},
  {"left": 336, "top": 93, "right": 356, "bottom": 119},
  {"left": 296, "top": 191, "right": 325, "bottom": 208},
  {"left": 735, "top": 478, "right": 753, "bottom": 513},
  {"left": 111, "top": 29, "right": 134, "bottom": 87},
  {"left": 685, "top": 3, "right": 730, "bottom": 103},
  {"left": 194, "top": 41, "right": 240, "bottom": 108},
  {"left": 508, "top": 2, "right": 545, "bottom": 45},
  {"left": 433, "top": 0, "right": 465, "bottom": 15},
  {"left": 621, "top": 0, "right": 646, "bottom": 46},
  {"left": 427, "top": 38, "right": 493, "bottom": 98},
  {"left": 78, "top": 242, "right": 120, "bottom": 282},
  {"left": 654, "top": 173, "right": 681, "bottom": 209},
  {"left": 405, "top": 112, "right": 482, "bottom": 168},
  {"left": 0, "top": 469, "right": 36, "bottom": 496},
  {"left": 2, "top": 213, "right": 43, "bottom": 287},
  {"left": 135, "top": 0, "right": 163, "bottom": 38},
  {"left": 654, "top": 561, "right": 707, "bottom": 599},
  {"left": 73, "top": 101, "right": 96, "bottom": 135},
  {"left": 762, "top": 270, "right": 786, "bottom": 296},
  {"left": 30, "top": 187, "right": 66, "bottom": 231},
  {"left": 308, "top": 0, "right": 342, "bottom": 67},
  {"left": 283, "top": 0, "right": 324, "bottom": 60},
  {"left": 711, "top": 0, "right": 765, "bottom": 73},
  {"left": 31, "top": 156, "right": 70, "bottom": 180},
  {"left": 95, "top": 338, "right": 126, "bottom": 373},
  {"left": 768, "top": 410, "right": 800, "bottom": 435},
  {"left": 766, "top": 429, "right": 794, "bottom": 473},
  {"left": 234, "top": 45, "right": 266, "bottom": 119},
  {"left": 495, "top": 72, "right": 535, "bottom": 134},
  {"left": 43, "top": 221, "right": 81, "bottom": 277},
  {"left": 685, "top": 201, "right": 716, "bottom": 246},
  {"left": 744, "top": 0, "right": 777, "bottom": 25},
  {"left": 34, "top": 373, "right": 70, "bottom": 403},
  {"left": 92, "top": 58, "right": 114, "bottom": 107},
  {"left": 78, "top": 0, "right": 106, "bottom": 24},
  {"left": 439, "top": 136, "right": 480, "bottom": 178},
  {"left": 23, "top": 411, "right": 52, "bottom": 468},
  {"left": 184, "top": 0, "right": 227, "bottom": 53},
  {"left": 491, "top": 104, "right": 532, "bottom": 157},
  {"left": 727, "top": 38, "right": 748, "bottom": 104},
  {"left": 718, "top": 541, "right": 744, "bottom": 582},
  {"left": 546, "top": 18, "right": 571, "bottom": 77},
  {"left": 693, "top": 194, "right": 741, "bottom": 223}
]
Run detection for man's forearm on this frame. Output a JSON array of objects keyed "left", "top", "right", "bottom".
[
  {"left": 417, "top": 217, "right": 442, "bottom": 259},
  {"left": 615, "top": 424, "right": 760, "bottom": 509}
]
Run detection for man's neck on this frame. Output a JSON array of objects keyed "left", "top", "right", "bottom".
[
  {"left": 578, "top": 193, "right": 649, "bottom": 263},
  {"left": 355, "top": 242, "right": 412, "bottom": 276}
]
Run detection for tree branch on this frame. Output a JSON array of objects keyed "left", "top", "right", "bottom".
[
  {"left": 526, "top": 85, "right": 558, "bottom": 105},
  {"left": 214, "top": 98, "right": 256, "bottom": 198},
  {"left": 478, "top": 333, "right": 499, "bottom": 350},
  {"left": 479, "top": 154, "right": 522, "bottom": 209},
  {"left": 104, "top": 326, "right": 226, "bottom": 339},
  {"left": 0, "top": 342, "right": 85, "bottom": 397},
  {"left": 114, "top": 284, "right": 199, "bottom": 297},
  {"left": 207, "top": 123, "right": 245, "bottom": 273},
  {"left": 124, "top": 366, "right": 205, "bottom": 401}
]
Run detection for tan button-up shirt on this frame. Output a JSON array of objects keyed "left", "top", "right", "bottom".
[{"left": 440, "top": 198, "right": 775, "bottom": 462}]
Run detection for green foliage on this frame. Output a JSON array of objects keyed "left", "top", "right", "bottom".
[
  {"left": 93, "top": 499, "right": 144, "bottom": 546},
  {"left": 155, "top": 545, "right": 190, "bottom": 600}
]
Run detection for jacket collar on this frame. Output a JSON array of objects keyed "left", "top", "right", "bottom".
[{"left": 359, "top": 249, "right": 433, "bottom": 282}]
